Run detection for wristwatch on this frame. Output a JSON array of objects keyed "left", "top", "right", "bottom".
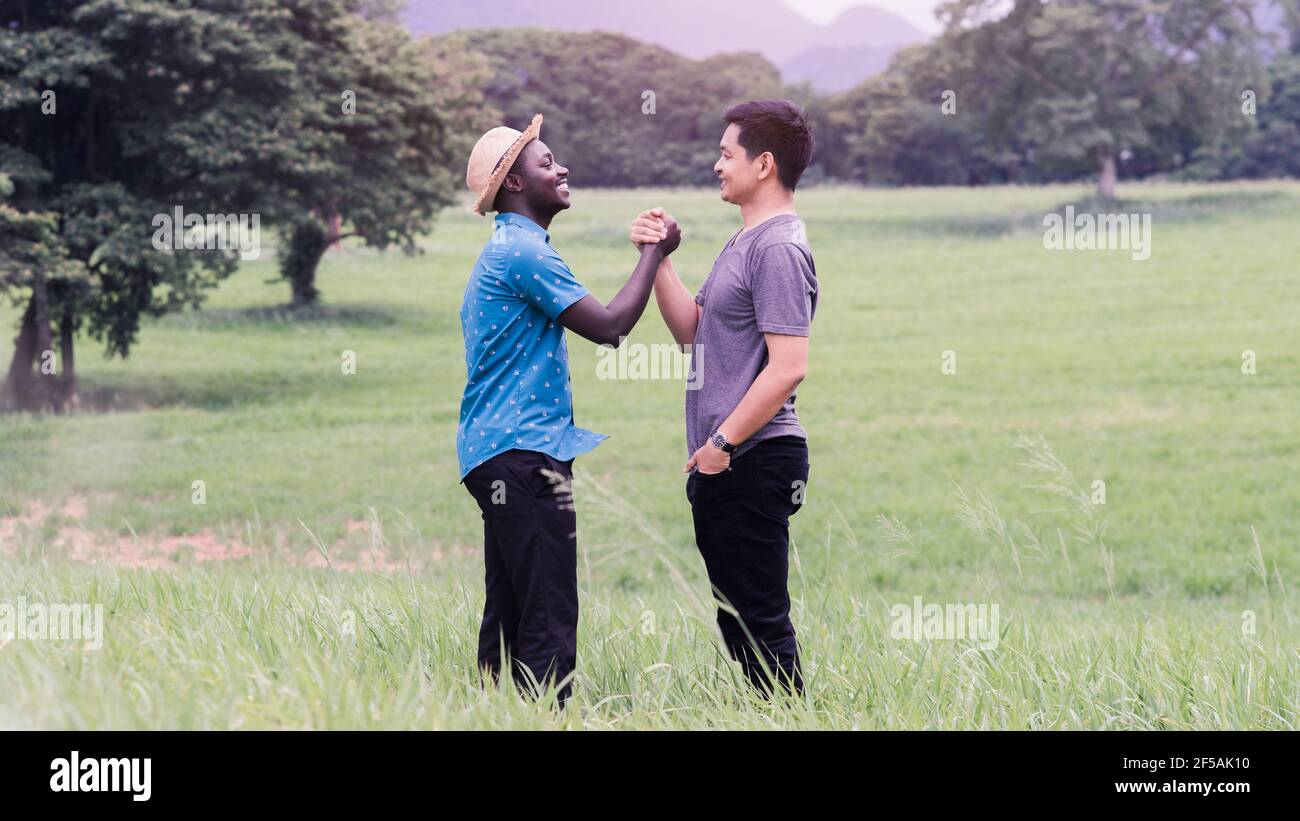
[{"left": 710, "top": 429, "right": 737, "bottom": 454}]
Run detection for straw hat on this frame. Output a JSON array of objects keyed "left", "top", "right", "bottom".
[{"left": 465, "top": 114, "right": 544, "bottom": 216}]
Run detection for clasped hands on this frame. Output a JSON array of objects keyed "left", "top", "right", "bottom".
[{"left": 629, "top": 207, "right": 681, "bottom": 255}]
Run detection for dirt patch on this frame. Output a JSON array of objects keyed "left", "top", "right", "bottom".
[{"left": 0, "top": 495, "right": 454, "bottom": 572}]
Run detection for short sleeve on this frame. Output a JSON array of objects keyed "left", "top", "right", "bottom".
[
  {"left": 510, "top": 242, "right": 590, "bottom": 321},
  {"left": 752, "top": 243, "right": 815, "bottom": 336}
]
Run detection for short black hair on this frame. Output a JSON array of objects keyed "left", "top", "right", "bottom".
[{"left": 723, "top": 100, "right": 814, "bottom": 191}]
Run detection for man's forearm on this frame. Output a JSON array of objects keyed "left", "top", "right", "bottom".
[
  {"left": 653, "top": 257, "right": 699, "bottom": 346},
  {"left": 717, "top": 364, "right": 805, "bottom": 445},
  {"left": 559, "top": 245, "right": 664, "bottom": 346},
  {"left": 605, "top": 245, "right": 666, "bottom": 337}
]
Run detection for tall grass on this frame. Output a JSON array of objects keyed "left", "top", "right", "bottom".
[{"left": 3, "top": 182, "right": 1299, "bottom": 728}]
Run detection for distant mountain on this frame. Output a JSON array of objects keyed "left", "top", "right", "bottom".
[
  {"left": 782, "top": 44, "right": 902, "bottom": 93},
  {"left": 401, "top": 0, "right": 929, "bottom": 86},
  {"left": 813, "top": 5, "right": 931, "bottom": 51}
]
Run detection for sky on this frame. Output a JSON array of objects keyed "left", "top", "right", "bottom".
[{"left": 780, "top": 0, "right": 944, "bottom": 33}]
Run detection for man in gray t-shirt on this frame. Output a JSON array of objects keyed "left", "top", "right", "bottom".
[
  {"left": 630, "top": 100, "right": 817, "bottom": 696},
  {"left": 686, "top": 213, "right": 817, "bottom": 461}
]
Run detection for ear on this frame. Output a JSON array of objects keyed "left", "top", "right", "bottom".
[
  {"left": 756, "top": 151, "right": 776, "bottom": 182},
  {"left": 501, "top": 173, "right": 523, "bottom": 194}
]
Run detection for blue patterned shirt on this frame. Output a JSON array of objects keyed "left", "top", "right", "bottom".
[{"left": 456, "top": 212, "right": 608, "bottom": 479}]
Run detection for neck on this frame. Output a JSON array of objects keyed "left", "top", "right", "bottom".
[
  {"left": 500, "top": 200, "right": 555, "bottom": 230},
  {"left": 738, "top": 185, "right": 796, "bottom": 232}
]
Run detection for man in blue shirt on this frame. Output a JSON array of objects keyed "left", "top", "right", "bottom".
[{"left": 459, "top": 115, "right": 679, "bottom": 706}]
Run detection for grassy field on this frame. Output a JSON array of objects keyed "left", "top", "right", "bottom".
[{"left": 2, "top": 181, "right": 1298, "bottom": 729}]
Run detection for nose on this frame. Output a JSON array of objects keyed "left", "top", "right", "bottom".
[
  {"left": 558, "top": 164, "right": 569, "bottom": 176},
  {"left": 714, "top": 159, "right": 723, "bottom": 175}
]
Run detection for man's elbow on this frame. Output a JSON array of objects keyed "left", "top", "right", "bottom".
[{"left": 599, "top": 329, "right": 628, "bottom": 348}]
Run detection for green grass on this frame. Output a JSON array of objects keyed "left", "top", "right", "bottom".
[{"left": 2, "top": 180, "right": 1298, "bottom": 728}]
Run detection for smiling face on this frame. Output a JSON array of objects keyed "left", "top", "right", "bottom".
[
  {"left": 498, "top": 138, "right": 570, "bottom": 215},
  {"left": 717, "top": 124, "right": 748, "bottom": 203},
  {"left": 714, "top": 123, "right": 768, "bottom": 206}
]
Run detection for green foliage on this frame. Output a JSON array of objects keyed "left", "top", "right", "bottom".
[
  {"left": 815, "top": 0, "right": 1277, "bottom": 188},
  {"left": 1183, "top": 52, "right": 1300, "bottom": 179},
  {"left": 427, "top": 3, "right": 1286, "bottom": 190},
  {"left": 276, "top": 11, "right": 458, "bottom": 253},
  {"left": 0, "top": 173, "right": 86, "bottom": 294},
  {"left": 1, "top": 0, "right": 269, "bottom": 361},
  {"left": 0, "top": 0, "right": 462, "bottom": 377},
  {"left": 442, "top": 29, "right": 792, "bottom": 187},
  {"left": 264, "top": 7, "right": 466, "bottom": 303}
]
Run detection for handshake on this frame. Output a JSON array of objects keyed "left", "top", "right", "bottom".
[{"left": 629, "top": 207, "right": 682, "bottom": 257}]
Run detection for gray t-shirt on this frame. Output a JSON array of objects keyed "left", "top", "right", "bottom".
[{"left": 685, "top": 213, "right": 818, "bottom": 459}]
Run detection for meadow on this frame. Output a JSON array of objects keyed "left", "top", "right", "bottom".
[{"left": 1, "top": 181, "right": 1298, "bottom": 729}]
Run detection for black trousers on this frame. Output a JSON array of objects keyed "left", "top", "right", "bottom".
[
  {"left": 463, "top": 449, "right": 578, "bottom": 705},
  {"left": 686, "top": 435, "right": 809, "bottom": 696}
]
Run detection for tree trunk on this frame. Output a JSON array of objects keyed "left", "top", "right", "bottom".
[
  {"left": 59, "top": 313, "right": 77, "bottom": 407},
  {"left": 1097, "top": 144, "right": 1117, "bottom": 200},
  {"left": 282, "top": 218, "right": 330, "bottom": 307},
  {"left": 1, "top": 295, "right": 77, "bottom": 413},
  {"left": 328, "top": 211, "right": 343, "bottom": 252},
  {"left": 290, "top": 260, "right": 323, "bottom": 306},
  {"left": 1, "top": 300, "right": 39, "bottom": 409},
  {"left": 30, "top": 273, "right": 61, "bottom": 408},
  {"left": 32, "top": 273, "right": 53, "bottom": 370}
]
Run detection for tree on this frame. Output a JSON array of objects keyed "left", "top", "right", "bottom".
[
  {"left": 820, "top": 42, "right": 1028, "bottom": 186},
  {"left": 1181, "top": 0, "right": 1300, "bottom": 180},
  {"left": 1, "top": 0, "right": 275, "bottom": 410},
  {"left": 265, "top": 10, "right": 460, "bottom": 306},
  {"left": 440, "top": 29, "right": 790, "bottom": 187},
  {"left": 936, "top": 0, "right": 1266, "bottom": 199},
  {"left": 0, "top": 0, "right": 461, "bottom": 410}
]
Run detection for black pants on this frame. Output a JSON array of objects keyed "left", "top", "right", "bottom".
[
  {"left": 686, "top": 435, "right": 809, "bottom": 696},
  {"left": 463, "top": 449, "right": 577, "bottom": 706}
]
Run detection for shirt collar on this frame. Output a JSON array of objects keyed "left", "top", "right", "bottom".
[{"left": 495, "top": 212, "right": 550, "bottom": 243}]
